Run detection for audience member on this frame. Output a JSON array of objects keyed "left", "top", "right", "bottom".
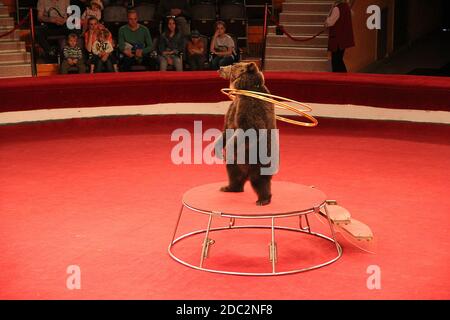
[
  {"left": 118, "top": 10, "right": 154, "bottom": 71},
  {"left": 325, "top": 0, "right": 355, "bottom": 72},
  {"left": 186, "top": 30, "right": 205, "bottom": 71},
  {"left": 91, "top": 29, "right": 116, "bottom": 72},
  {"left": 210, "top": 21, "right": 235, "bottom": 70},
  {"left": 36, "top": 0, "right": 70, "bottom": 58},
  {"left": 60, "top": 33, "right": 86, "bottom": 74},
  {"left": 158, "top": 17, "right": 184, "bottom": 71},
  {"left": 157, "top": 0, "right": 191, "bottom": 36},
  {"left": 81, "top": 0, "right": 104, "bottom": 32},
  {"left": 84, "top": 17, "right": 116, "bottom": 71}
]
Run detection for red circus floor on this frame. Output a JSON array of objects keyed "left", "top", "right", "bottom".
[{"left": 0, "top": 115, "right": 449, "bottom": 299}]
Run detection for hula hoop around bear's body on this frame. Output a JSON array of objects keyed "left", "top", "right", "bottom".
[{"left": 221, "top": 88, "right": 319, "bottom": 127}]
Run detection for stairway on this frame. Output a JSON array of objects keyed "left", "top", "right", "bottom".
[
  {"left": 264, "top": 0, "right": 333, "bottom": 71},
  {"left": 0, "top": 2, "right": 32, "bottom": 78}
]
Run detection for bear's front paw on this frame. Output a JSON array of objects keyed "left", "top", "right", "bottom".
[
  {"left": 220, "top": 186, "right": 244, "bottom": 192},
  {"left": 256, "top": 199, "right": 271, "bottom": 206}
]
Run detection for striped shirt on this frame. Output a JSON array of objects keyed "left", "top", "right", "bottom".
[{"left": 63, "top": 45, "right": 83, "bottom": 59}]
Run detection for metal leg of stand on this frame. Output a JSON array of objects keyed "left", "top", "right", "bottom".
[
  {"left": 323, "top": 204, "right": 342, "bottom": 253},
  {"left": 170, "top": 204, "right": 185, "bottom": 246},
  {"left": 200, "top": 214, "right": 214, "bottom": 268},
  {"left": 229, "top": 217, "right": 235, "bottom": 228},
  {"left": 299, "top": 214, "right": 311, "bottom": 233},
  {"left": 269, "top": 217, "right": 277, "bottom": 273}
]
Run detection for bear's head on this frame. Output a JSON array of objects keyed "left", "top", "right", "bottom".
[{"left": 219, "top": 62, "right": 265, "bottom": 91}]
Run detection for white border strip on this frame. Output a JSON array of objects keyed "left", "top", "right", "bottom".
[{"left": 0, "top": 101, "right": 449, "bottom": 125}]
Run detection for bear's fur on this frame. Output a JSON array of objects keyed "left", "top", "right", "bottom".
[{"left": 218, "top": 62, "right": 277, "bottom": 205}]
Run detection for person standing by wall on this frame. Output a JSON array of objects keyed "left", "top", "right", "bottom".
[{"left": 325, "top": 0, "right": 355, "bottom": 72}]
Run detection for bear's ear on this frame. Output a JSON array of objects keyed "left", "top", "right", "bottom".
[{"left": 246, "top": 62, "right": 259, "bottom": 74}]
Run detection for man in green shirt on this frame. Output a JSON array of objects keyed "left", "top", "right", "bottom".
[{"left": 118, "top": 10, "right": 156, "bottom": 71}]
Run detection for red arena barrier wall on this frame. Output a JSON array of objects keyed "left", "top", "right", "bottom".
[{"left": 0, "top": 71, "right": 449, "bottom": 112}]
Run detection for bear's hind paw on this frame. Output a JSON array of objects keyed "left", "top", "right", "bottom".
[
  {"left": 220, "top": 186, "right": 244, "bottom": 192},
  {"left": 256, "top": 199, "right": 271, "bottom": 206}
]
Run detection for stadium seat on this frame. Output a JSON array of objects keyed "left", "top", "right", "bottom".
[
  {"left": 190, "top": 4, "right": 217, "bottom": 37},
  {"left": 219, "top": 3, "right": 247, "bottom": 38},
  {"left": 135, "top": 3, "right": 156, "bottom": 29},
  {"left": 103, "top": 5, "right": 128, "bottom": 37}
]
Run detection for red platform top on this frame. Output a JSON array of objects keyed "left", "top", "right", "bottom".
[{"left": 182, "top": 181, "right": 327, "bottom": 217}]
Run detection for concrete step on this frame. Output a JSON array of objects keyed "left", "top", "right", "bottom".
[
  {"left": 264, "top": 57, "right": 330, "bottom": 71},
  {"left": 266, "top": 34, "right": 328, "bottom": 47},
  {"left": 265, "top": 46, "right": 328, "bottom": 58},
  {"left": 0, "top": 63, "right": 32, "bottom": 78},
  {"left": 0, "top": 29, "right": 20, "bottom": 41},
  {"left": 0, "top": 40, "right": 26, "bottom": 51},
  {"left": 37, "top": 63, "right": 59, "bottom": 76},
  {"left": 0, "top": 6, "right": 8, "bottom": 16},
  {"left": 268, "top": 24, "right": 325, "bottom": 36},
  {"left": 280, "top": 12, "right": 328, "bottom": 24},
  {"left": 282, "top": 2, "right": 333, "bottom": 13},
  {"left": 0, "top": 51, "right": 30, "bottom": 64},
  {"left": 0, "top": 16, "right": 14, "bottom": 27}
]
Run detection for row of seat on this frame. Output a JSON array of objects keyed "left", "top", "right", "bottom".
[{"left": 103, "top": 3, "right": 247, "bottom": 37}]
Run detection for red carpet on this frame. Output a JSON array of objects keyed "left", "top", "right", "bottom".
[
  {"left": 1, "top": 71, "right": 450, "bottom": 112},
  {"left": 0, "top": 115, "right": 449, "bottom": 299}
]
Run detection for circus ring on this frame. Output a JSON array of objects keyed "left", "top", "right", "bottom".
[{"left": 0, "top": 72, "right": 449, "bottom": 299}]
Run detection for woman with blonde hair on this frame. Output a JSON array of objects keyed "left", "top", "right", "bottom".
[{"left": 325, "top": 0, "right": 355, "bottom": 72}]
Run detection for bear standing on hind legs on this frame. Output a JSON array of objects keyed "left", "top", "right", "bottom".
[{"left": 218, "top": 62, "right": 278, "bottom": 206}]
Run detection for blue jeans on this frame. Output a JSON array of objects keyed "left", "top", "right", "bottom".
[{"left": 159, "top": 55, "right": 183, "bottom": 71}]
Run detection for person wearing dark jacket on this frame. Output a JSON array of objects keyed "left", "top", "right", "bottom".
[
  {"left": 325, "top": 0, "right": 355, "bottom": 72},
  {"left": 158, "top": 17, "right": 184, "bottom": 71}
]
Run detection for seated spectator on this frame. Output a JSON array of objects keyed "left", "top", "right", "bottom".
[
  {"left": 36, "top": 0, "right": 70, "bottom": 59},
  {"left": 60, "top": 33, "right": 86, "bottom": 74},
  {"left": 210, "top": 21, "right": 235, "bottom": 70},
  {"left": 84, "top": 17, "right": 117, "bottom": 72},
  {"left": 91, "top": 29, "right": 116, "bottom": 73},
  {"left": 186, "top": 30, "right": 205, "bottom": 71},
  {"left": 118, "top": 10, "right": 155, "bottom": 71},
  {"left": 157, "top": 0, "right": 191, "bottom": 36},
  {"left": 81, "top": 0, "right": 104, "bottom": 32},
  {"left": 158, "top": 17, "right": 184, "bottom": 71},
  {"left": 84, "top": 17, "right": 109, "bottom": 53}
]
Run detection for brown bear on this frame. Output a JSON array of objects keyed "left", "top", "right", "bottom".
[{"left": 218, "top": 62, "right": 278, "bottom": 206}]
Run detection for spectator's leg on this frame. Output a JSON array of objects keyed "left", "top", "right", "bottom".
[
  {"left": 60, "top": 60, "right": 70, "bottom": 74},
  {"left": 175, "top": 17, "right": 190, "bottom": 36},
  {"left": 110, "top": 51, "right": 120, "bottom": 72},
  {"left": 159, "top": 56, "right": 168, "bottom": 71},
  {"left": 187, "top": 55, "right": 197, "bottom": 70},
  {"left": 210, "top": 56, "right": 221, "bottom": 70},
  {"left": 197, "top": 56, "right": 206, "bottom": 70},
  {"left": 105, "top": 58, "right": 114, "bottom": 72},
  {"left": 332, "top": 49, "right": 347, "bottom": 72},
  {"left": 120, "top": 56, "right": 135, "bottom": 72},
  {"left": 35, "top": 24, "right": 51, "bottom": 53},
  {"left": 218, "top": 56, "right": 234, "bottom": 67},
  {"left": 77, "top": 59, "right": 86, "bottom": 73},
  {"left": 173, "top": 56, "right": 183, "bottom": 71},
  {"left": 339, "top": 49, "right": 347, "bottom": 72},
  {"left": 94, "top": 57, "right": 103, "bottom": 73},
  {"left": 191, "top": 55, "right": 203, "bottom": 70}
]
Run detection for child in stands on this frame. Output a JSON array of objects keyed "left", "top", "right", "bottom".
[
  {"left": 81, "top": 0, "right": 104, "bottom": 32},
  {"left": 186, "top": 30, "right": 206, "bottom": 70},
  {"left": 60, "top": 33, "right": 86, "bottom": 74},
  {"left": 91, "top": 29, "right": 117, "bottom": 72}
]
